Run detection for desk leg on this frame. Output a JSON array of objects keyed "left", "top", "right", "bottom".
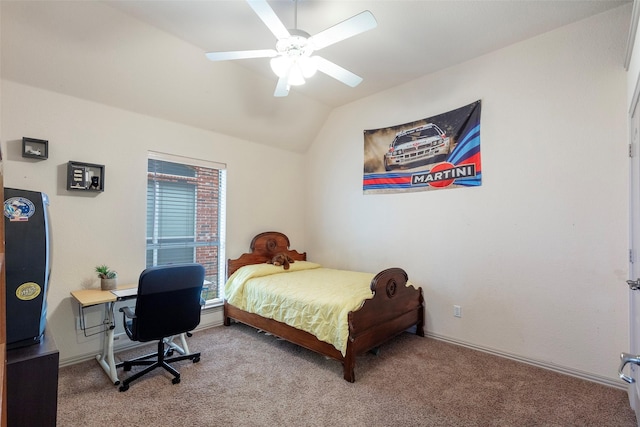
[
  {"left": 95, "top": 302, "right": 120, "bottom": 385},
  {"left": 178, "top": 333, "right": 190, "bottom": 354},
  {"left": 164, "top": 333, "right": 190, "bottom": 355}
]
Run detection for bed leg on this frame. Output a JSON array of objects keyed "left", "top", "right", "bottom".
[
  {"left": 343, "top": 353, "right": 356, "bottom": 383},
  {"left": 416, "top": 319, "right": 425, "bottom": 337},
  {"left": 223, "top": 302, "right": 231, "bottom": 326},
  {"left": 416, "top": 297, "right": 425, "bottom": 337}
]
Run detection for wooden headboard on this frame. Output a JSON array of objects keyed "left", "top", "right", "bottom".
[{"left": 227, "top": 231, "right": 307, "bottom": 277}]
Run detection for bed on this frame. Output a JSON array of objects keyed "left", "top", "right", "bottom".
[{"left": 224, "top": 231, "right": 425, "bottom": 382}]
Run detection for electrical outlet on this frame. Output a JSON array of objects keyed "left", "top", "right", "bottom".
[{"left": 454, "top": 305, "right": 462, "bottom": 318}]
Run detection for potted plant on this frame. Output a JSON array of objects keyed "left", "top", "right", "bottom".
[{"left": 95, "top": 264, "right": 117, "bottom": 290}]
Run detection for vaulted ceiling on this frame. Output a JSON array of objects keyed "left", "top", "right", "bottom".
[{"left": 1, "top": 0, "right": 630, "bottom": 152}]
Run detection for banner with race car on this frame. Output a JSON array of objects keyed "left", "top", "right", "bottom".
[{"left": 363, "top": 100, "right": 481, "bottom": 194}]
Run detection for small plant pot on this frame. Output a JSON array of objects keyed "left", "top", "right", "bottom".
[{"left": 101, "top": 278, "right": 117, "bottom": 291}]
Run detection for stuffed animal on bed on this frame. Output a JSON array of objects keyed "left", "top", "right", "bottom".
[{"left": 267, "top": 252, "right": 295, "bottom": 270}]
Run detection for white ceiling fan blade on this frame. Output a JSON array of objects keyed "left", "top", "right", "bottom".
[
  {"left": 274, "top": 75, "right": 290, "bottom": 97},
  {"left": 247, "top": 0, "right": 290, "bottom": 40},
  {"left": 309, "top": 10, "right": 377, "bottom": 51},
  {"left": 205, "top": 49, "right": 277, "bottom": 61},
  {"left": 313, "top": 56, "right": 363, "bottom": 87}
]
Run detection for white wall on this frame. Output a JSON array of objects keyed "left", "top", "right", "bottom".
[
  {"left": 628, "top": 2, "right": 640, "bottom": 112},
  {"left": 305, "top": 5, "right": 630, "bottom": 383},
  {"left": 0, "top": 80, "right": 307, "bottom": 363}
]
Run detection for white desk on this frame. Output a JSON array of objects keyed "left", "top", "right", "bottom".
[{"left": 70, "top": 286, "right": 192, "bottom": 385}]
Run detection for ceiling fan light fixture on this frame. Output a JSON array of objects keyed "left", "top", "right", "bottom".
[
  {"left": 288, "top": 63, "right": 306, "bottom": 86},
  {"left": 271, "top": 54, "right": 316, "bottom": 86},
  {"left": 270, "top": 55, "right": 292, "bottom": 77}
]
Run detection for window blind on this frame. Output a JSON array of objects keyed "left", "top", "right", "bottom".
[{"left": 147, "top": 151, "right": 226, "bottom": 301}]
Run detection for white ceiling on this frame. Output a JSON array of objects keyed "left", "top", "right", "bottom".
[
  {"left": 0, "top": 1, "right": 631, "bottom": 152},
  {"left": 106, "top": 0, "right": 630, "bottom": 108}
]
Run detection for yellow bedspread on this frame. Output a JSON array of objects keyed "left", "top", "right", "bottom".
[{"left": 225, "top": 261, "right": 377, "bottom": 356}]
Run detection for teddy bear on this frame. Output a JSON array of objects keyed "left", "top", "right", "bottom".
[{"left": 267, "top": 252, "right": 295, "bottom": 270}]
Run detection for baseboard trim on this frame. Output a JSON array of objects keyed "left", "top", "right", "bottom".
[
  {"left": 60, "top": 323, "right": 626, "bottom": 390},
  {"left": 426, "top": 332, "right": 626, "bottom": 390}
]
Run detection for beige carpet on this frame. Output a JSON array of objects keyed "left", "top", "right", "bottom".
[{"left": 58, "top": 323, "right": 637, "bottom": 426}]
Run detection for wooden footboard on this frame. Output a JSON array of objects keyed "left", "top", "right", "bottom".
[
  {"left": 224, "top": 231, "right": 425, "bottom": 382},
  {"left": 344, "top": 267, "right": 424, "bottom": 381}
]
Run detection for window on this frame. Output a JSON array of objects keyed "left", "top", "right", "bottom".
[{"left": 146, "top": 151, "right": 226, "bottom": 306}]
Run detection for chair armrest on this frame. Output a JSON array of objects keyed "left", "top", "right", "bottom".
[{"left": 120, "top": 306, "right": 136, "bottom": 319}]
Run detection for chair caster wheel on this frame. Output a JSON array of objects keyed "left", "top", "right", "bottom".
[
  {"left": 172, "top": 377, "right": 181, "bottom": 385},
  {"left": 166, "top": 349, "right": 174, "bottom": 357},
  {"left": 123, "top": 364, "right": 132, "bottom": 372},
  {"left": 193, "top": 356, "right": 200, "bottom": 363},
  {"left": 119, "top": 384, "right": 129, "bottom": 392}
]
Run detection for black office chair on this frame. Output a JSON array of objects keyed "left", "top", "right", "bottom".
[{"left": 117, "top": 263, "right": 205, "bottom": 392}]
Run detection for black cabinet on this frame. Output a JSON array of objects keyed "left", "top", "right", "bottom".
[{"left": 7, "top": 331, "right": 59, "bottom": 427}]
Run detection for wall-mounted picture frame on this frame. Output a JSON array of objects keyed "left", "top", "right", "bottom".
[
  {"left": 66, "top": 161, "right": 105, "bottom": 192},
  {"left": 22, "top": 137, "right": 48, "bottom": 160}
]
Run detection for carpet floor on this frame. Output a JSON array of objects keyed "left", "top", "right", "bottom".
[{"left": 58, "top": 323, "right": 637, "bottom": 426}]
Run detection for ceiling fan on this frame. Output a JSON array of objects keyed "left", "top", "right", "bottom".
[{"left": 205, "top": 0, "right": 377, "bottom": 97}]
